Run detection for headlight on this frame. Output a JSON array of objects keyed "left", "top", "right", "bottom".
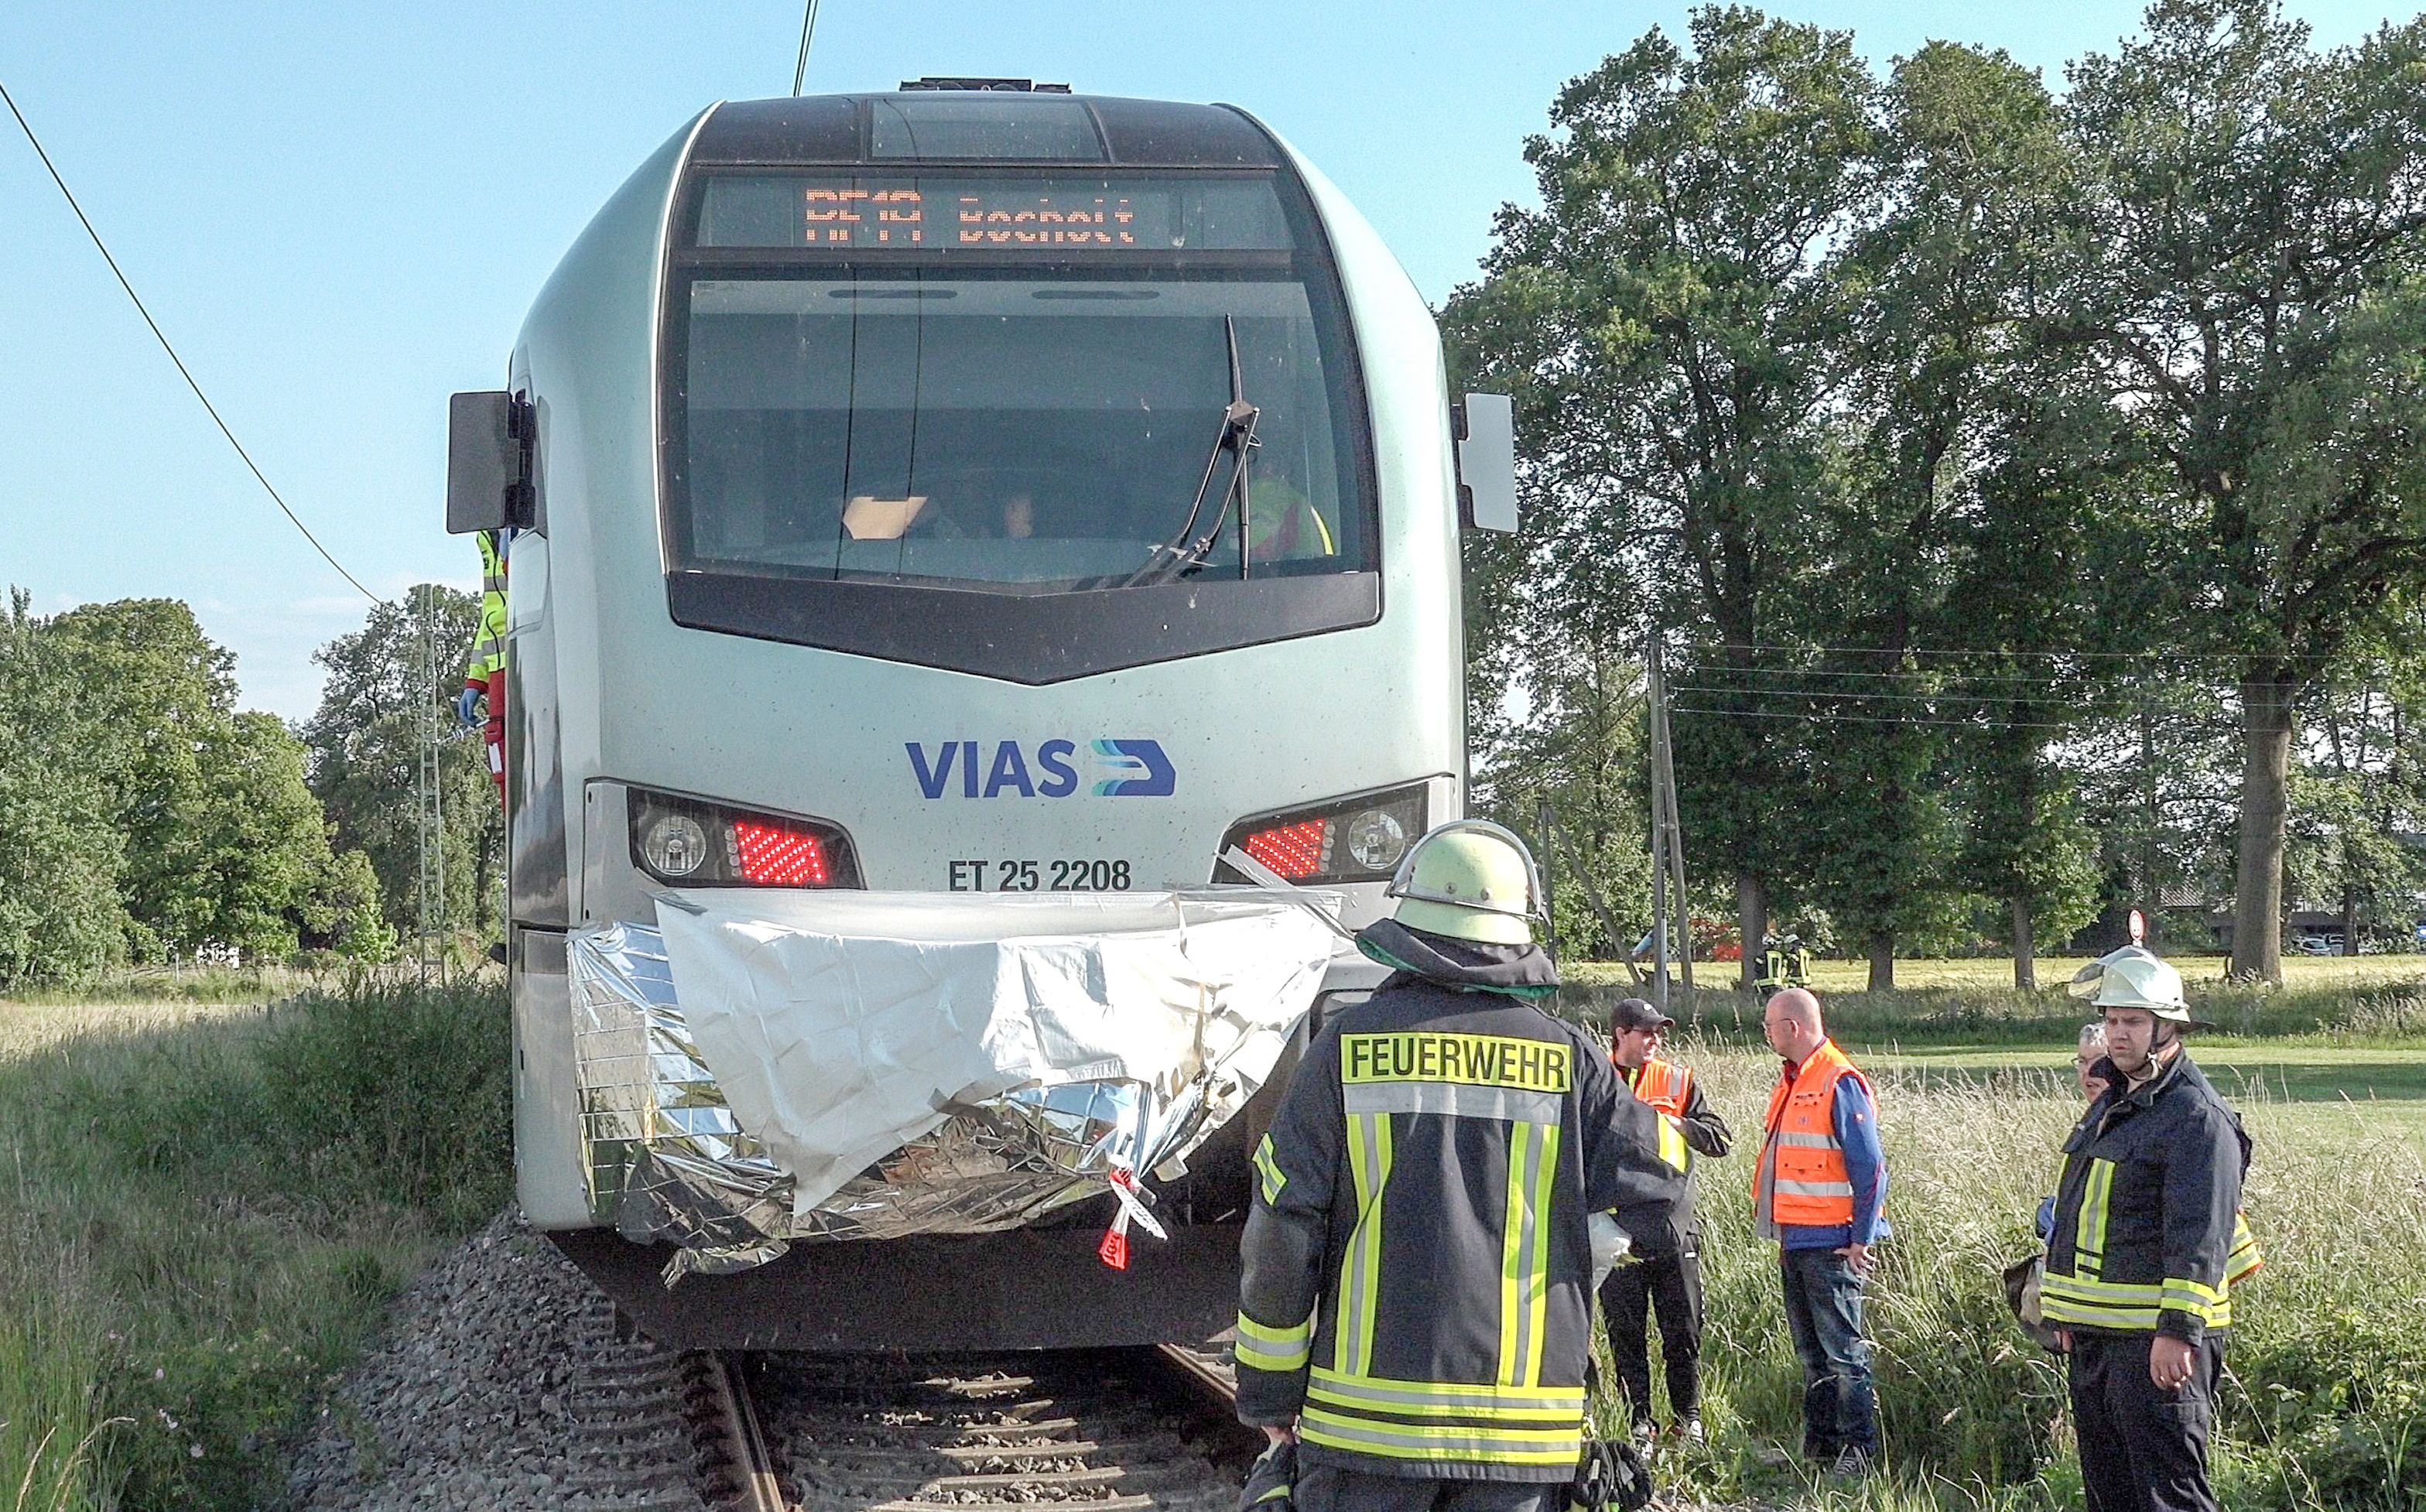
[
  {"left": 1215, "top": 783, "right": 1430, "bottom": 885},
  {"left": 1343, "top": 807, "right": 1410, "bottom": 871},
  {"left": 640, "top": 812, "right": 710, "bottom": 877},
  {"left": 627, "top": 790, "right": 862, "bottom": 888}
]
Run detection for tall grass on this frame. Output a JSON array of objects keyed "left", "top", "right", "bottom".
[
  {"left": 0, "top": 980, "right": 508, "bottom": 1509},
  {"left": 1607, "top": 1042, "right": 2426, "bottom": 1508},
  {"left": 1560, "top": 971, "right": 2426, "bottom": 1048}
]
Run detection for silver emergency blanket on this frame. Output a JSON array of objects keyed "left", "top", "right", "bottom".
[{"left": 569, "top": 890, "right": 1340, "bottom": 1282}]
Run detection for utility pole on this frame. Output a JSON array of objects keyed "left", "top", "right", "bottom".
[
  {"left": 1647, "top": 638, "right": 1695, "bottom": 1015},
  {"left": 416, "top": 587, "right": 447, "bottom": 983},
  {"left": 1655, "top": 646, "right": 1693, "bottom": 1002}
]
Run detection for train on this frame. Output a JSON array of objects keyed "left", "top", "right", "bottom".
[{"left": 445, "top": 80, "right": 1516, "bottom": 1352}]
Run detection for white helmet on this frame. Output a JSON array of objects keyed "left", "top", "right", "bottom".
[
  {"left": 1384, "top": 819, "right": 1547, "bottom": 946},
  {"left": 2068, "top": 945, "right": 2192, "bottom": 1024}
]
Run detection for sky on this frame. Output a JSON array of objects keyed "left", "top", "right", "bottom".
[{"left": 0, "top": 0, "right": 2402, "bottom": 720}]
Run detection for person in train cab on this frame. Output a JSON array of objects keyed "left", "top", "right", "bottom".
[
  {"left": 1601, "top": 997, "right": 1731, "bottom": 1449},
  {"left": 1234, "top": 820, "right": 1689, "bottom": 1512}
]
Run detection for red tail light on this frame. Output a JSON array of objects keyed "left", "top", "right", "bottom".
[
  {"left": 1216, "top": 785, "right": 1431, "bottom": 886},
  {"left": 628, "top": 789, "right": 861, "bottom": 888},
  {"left": 731, "top": 819, "right": 833, "bottom": 886},
  {"left": 1243, "top": 818, "right": 1330, "bottom": 880}
]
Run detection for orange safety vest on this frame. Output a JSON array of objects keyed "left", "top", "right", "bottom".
[
  {"left": 1621, "top": 1055, "right": 1694, "bottom": 1120},
  {"left": 1757, "top": 1038, "right": 1873, "bottom": 1228}
]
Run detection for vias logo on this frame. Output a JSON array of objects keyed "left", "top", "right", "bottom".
[{"left": 905, "top": 739, "right": 1176, "bottom": 799}]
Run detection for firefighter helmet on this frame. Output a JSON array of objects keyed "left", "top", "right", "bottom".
[
  {"left": 1385, "top": 819, "right": 1546, "bottom": 946},
  {"left": 2068, "top": 945, "right": 2193, "bottom": 1024}
]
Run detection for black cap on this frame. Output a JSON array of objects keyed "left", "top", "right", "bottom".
[{"left": 1610, "top": 997, "right": 1675, "bottom": 1032}]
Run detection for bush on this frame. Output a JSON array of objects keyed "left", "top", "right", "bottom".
[{"left": 0, "top": 979, "right": 509, "bottom": 1508}]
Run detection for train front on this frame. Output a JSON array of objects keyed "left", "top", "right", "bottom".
[{"left": 462, "top": 87, "right": 1487, "bottom": 1352}]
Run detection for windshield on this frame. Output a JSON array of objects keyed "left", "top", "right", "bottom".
[{"left": 662, "top": 174, "right": 1372, "bottom": 595}]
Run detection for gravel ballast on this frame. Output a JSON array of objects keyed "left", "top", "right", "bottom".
[{"left": 286, "top": 1211, "right": 696, "bottom": 1510}]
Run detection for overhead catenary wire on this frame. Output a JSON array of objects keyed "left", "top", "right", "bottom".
[
  {"left": 1666, "top": 683, "right": 2096, "bottom": 706},
  {"left": 0, "top": 78, "right": 382, "bottom": 604},
  {"left": 792, "top": 0, "right": 823, "bottom": 96},
  {"left": 1668, "top": 705, "right": 2089, "bottom": 731},
  {"left": 1678, "top": 641, "right": 2335, "bottom": 666}
]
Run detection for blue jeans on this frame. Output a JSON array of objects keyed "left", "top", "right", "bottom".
[{"left": 1780, "top": 1247, "right": 1877, "bottom": 1456}]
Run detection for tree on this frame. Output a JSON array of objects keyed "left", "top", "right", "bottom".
[
  {"left": 2059, "top": 0, "right": 2426, "bottom": 980},
  {"left": 45, "top": 598, "right": 237, "bottom": 958},
  {"left": 1443, "top": 6, "right": 1879, "bottom": 987},
  {"left": 0, "top": 590, "right": 127, "bottom": 987},
  {"left": 1788, "top": 41, "right": 2078, "bottom": 986},
  {"left": 303, "top": 587, "right": 501, "bottom": 946},
  {"left": 45, "top": 598, "right": 362, "bottom": 963}
]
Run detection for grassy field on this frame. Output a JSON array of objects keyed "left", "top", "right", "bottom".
[
  {"left": 1593, "top": 1041, "right": 2426, "bottom": 1510},
  {"left": 0, "top": 980, "right": 508, "bottom": 1510},
  {"left": 1563, "top": 953, "right": 2426, "bottom": 996},
  {"left": 4, "top": 963, "right": 2420, "bottom": 1510}
]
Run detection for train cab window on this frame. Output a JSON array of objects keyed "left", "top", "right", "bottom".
[
  {"left": 660, "top": 167, "right": 1381, "bottom": 678},
  {"left": 670, "top": 176, "right": 1368, "bottom": 593}
]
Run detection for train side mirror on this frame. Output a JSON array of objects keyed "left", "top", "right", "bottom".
[
  {"left": 447, "top": 390, "right": 536, "bottom": 534},
  {"left": 1453, "top": 392, "right": 1518, "bottom": 534}
]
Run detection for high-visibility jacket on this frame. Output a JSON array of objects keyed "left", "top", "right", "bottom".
[
  {"left": 1234, "top": 918, "right": 1689, "bottom": 1481},
  {"left": 465, "top": 529, "right": 508, "bottom": 686},
  {"left": 1756, "top": 1038, "right": 1872, "bottom": 1229},
  {"left": 2042, "top": 1048, "right": 2250, "bottom": 1343},
  {"left": 1624, "top": 1056, "right": 1692, "bottom": 1119}
]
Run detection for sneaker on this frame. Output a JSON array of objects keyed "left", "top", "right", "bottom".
[
  {"left": 1829, "top": 1445, "right": 1875, "bottom": 1478},
  {"left": 1629, "top": 1421, "right": 1659, "bottom": 1456},
  {"left": 1675, "top": 1416, "right": 1706, "bottom": 1445}
]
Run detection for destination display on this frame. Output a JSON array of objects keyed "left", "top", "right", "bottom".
[{"left": 692, "top": 174, "right": 1294, "bottom": 251}]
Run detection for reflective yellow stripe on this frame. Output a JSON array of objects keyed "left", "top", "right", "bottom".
[
  {"left": 2227, "top": 1213, "right": 2263, "bottom": 1285},
  {"left": 1657, "top": 1113, "right": 1690, "bottom": 1173},
  {"left": 1491, "top": 1117, "right": 1562, "bottom": 1388},
  {"left": 2040, "top": 1272, "right": 2164, "bottom": 1329},
  {"left": 2074, "top": 1158, "right": 2115, "bottom": 1278},
  {"left": 1235, "top": 1310, "right": 1313, "bottom": 1373},
  {"left": 1298, "top": 1404, "right": 1581, "bottom": 1466},
  {"left": 1340, "top": 1032, "right": 1572, "bottom": 1093},
  {"left": 1521, "top": 1124, "right": 1558, "bottom": 1386},
  {"left": 1307, "top": 1367, "right": 1583, "bottom": 1421},
  {"left": 1497, "top": 1121, "right": 1532, "bottom": 1386},
  {"left": 2161, "top": 1278, "right": 2232, "bottom": 1326},
  {"left": 1253, "top": 1135, "right": 1287, "bottom": 1206},
  {"left": 2040, "top": 1270, "right": 2236, "bottom": 1330},
  {"left": 2043, "top": 1273, "right": 2161, "bottom": 1303},
  {"left": 1336, "top": 1110, "right": 1393, "bottom": 1376}
]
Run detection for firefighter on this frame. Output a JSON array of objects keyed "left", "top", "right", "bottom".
[
  {"left": 460, "top": 527, "right": 508, "bottom": 806},
  {"left": 2042, "top": 946, "right": 2252, "bottom": 1512},
  {"left": 1754, "top": 988, "right": 1888, "bottom": 1477},
  {"left": 1234, "top": 819, "right": 1689, "bottom": 1512},
  {"left": 1600, "top": 997, "right": 1731, "bottom": 1448}
]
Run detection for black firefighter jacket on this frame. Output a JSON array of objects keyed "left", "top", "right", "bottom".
[
  {"left": 1233, "top": 920, "right": 1690, "bottom": 1481},
  {"left": 2042, "top": 1046, "right": 2251, "bottom": 1344}
]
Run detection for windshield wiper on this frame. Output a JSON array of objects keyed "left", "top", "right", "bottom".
[{"left": 1124, "top": 315, "right": 1258, "bottom": 588}]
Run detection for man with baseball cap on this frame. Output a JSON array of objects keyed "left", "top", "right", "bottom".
[
  {"left": 2042, "top": 946, "right": 2253, "bottom": 1512},
  {"left": 1601, "top": 998, "right": 1730, "bottom": 1448}
]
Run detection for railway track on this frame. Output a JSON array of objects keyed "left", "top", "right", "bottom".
[{"left": 562, "top": 1298, "right": 1254, "bottom": 1512}]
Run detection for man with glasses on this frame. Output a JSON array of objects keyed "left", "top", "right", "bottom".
[{"left": 1603, "top": 998, "right": 1732, "bottom": 1448}]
